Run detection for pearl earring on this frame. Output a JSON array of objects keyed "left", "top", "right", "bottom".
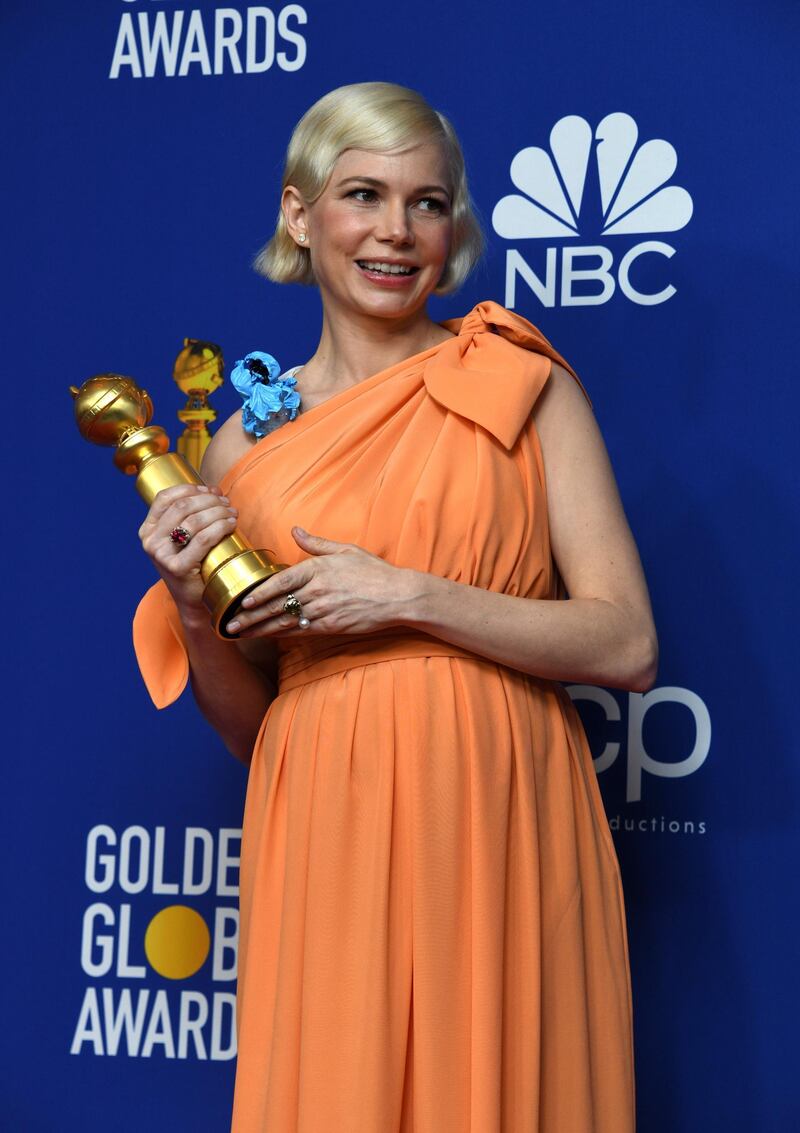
[{"left": 298, "top": 233, "right": 306, "bottom": 243}]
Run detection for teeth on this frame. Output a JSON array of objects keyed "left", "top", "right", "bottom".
[{"left": 359, "top": 261, "right": 416, "bottom": 275}]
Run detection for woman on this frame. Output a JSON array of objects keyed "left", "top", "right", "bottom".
[{"left": 134, "top": 82, "right": 657, "bottom": 1132}]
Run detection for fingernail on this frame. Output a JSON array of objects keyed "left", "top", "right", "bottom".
[
  {"left": 295, "top": 525, "right": 308, "bottom": 535},
  {"left": 241, "top": 596, "right": 254, "bottom": 607},
  {"left": 227, "top": 620, "right": 240, "bottom": 632},
  {"left": 220, "top": 495, "right": 230, "bottom": 504}
]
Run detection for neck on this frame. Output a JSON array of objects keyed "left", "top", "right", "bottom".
[{"left": 298, "top": 298, "right": 455, "bottom": 395}]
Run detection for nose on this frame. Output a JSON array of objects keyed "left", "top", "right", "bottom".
[{"left": 376, "top": 198, "right": 414, "bottom": 245}]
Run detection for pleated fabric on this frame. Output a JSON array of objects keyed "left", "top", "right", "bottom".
[{"left": 133, "top": 300, "right": 636, "bottom": 1132}]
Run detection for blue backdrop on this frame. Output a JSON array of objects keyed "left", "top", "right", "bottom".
[{"left": 3, "top": 1, "right": 798, "bottom": 1129}]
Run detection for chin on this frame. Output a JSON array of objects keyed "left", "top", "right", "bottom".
[{"left": 355, "top": 279, "right": 433, "bottom": 307}]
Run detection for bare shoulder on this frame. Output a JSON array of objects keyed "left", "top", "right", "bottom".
[
  {"left": 532, "top": 359, "right": 601, "bottom": 461},
  {"left": 199, "top": 408, "right": 255, "bottom": 486},
  {"left": 534, "top": 357, "right": 593, "bottom": 419},
  {"left": 531, "top": 359, "right": 653, "bottom": 615}
]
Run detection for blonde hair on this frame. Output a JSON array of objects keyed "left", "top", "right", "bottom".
[{"left": 253, "top": 82, "right": 484, "bottom": 295}]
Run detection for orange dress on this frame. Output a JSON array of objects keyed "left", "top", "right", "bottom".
[{"left": 134, "top": 300, "right": 636, "bottom": 1132}]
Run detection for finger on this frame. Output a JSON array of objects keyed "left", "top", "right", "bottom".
[
  {"left": 230, "top": 595, "right": 318, "bottom": 637},
  {"left": 235, "top": 626, "right": 306, "bottom": 640},
  {"left": 238, "top": 563, "right": 313, "bottom": 611},
  {"left": 229, "top": 584, "right": 313, "bottom": 632},
  {"left": 235, "top": 574, "right": 325, "bottom": 629},
  {"left": 155, "top": 493, "right": 236, "bottom": 534},
  {"left": 148, "top": 483, "right": 211, "bottom": 520},
  {"left": 228, "top": 598, "right": 301, "bottom": 634},
  {"left": 152, "top": 516, "right": 238, "bottom": 574},
  {"left": 143, "top": 504, "right": 237, "bottom": 557},
  {"left": 139, "top": 485, "right": 213, "bottom": 538},
  {"left": 177, "top": 515, "right": 238, "bottom": 557},
  {"left": 291, "top": 526, "right": 349, "bottom": 555},
  {"left": 235, "top": 619, "right": 318, "bottom": 639},
  {"left": 165, "top": 504, "right": 239, "bottom": 540}
]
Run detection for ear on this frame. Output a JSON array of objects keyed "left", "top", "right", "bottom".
[{"left": 281, "top": 185, "right": 310, "bottom": 246}]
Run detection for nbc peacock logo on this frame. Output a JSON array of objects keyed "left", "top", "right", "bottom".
[{"left": 492, "top": 113, "right": 693, "bottom": 308}]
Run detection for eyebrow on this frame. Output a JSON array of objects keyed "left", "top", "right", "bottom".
[{"left": 335, "top": 176, "right": 451, "bottom": 198}]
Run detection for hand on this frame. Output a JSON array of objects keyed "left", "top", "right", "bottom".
[
  {"left": 138, "top": 484, "right": 239, "bottom": 615},
  {"left": 227, "top": 527, "right": 410, "bottom": 638}
]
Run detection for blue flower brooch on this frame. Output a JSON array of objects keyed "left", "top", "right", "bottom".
[{"left": 230, "top": 351, "right": 301, "bottom": 438}]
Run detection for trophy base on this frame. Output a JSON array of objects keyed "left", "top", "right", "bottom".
[{"left": 204, "top": 550, "right": 286, "bottom": 639}]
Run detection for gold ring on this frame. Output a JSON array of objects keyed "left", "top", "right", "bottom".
[{"left": 283, "top": 593, "right": 303, "bottom": 618}]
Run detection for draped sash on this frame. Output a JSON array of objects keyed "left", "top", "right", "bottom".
[{"left": 132, "top": 300, "right": 587, "bottom": 708}]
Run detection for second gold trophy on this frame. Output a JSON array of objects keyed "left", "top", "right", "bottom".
[{"left": 70, "top": 352, "right": 284, "bottom": 638}]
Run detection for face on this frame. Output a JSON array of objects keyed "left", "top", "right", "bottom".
[{"left": 284, "top": 141, "right": 454, "bottom": 322}]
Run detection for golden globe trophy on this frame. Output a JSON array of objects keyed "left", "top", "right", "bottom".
[{"left": 69, "top": 371, "right": 284, "bottom": 638}]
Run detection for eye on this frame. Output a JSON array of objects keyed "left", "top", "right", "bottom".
[
  {"left": 417, "top": 196, "right": 448, "bottom": 213},
  {"left": 348, "top": 188, "right": 377, "bottom": 202}
]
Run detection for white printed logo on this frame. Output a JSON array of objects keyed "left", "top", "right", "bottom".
[
  {"left": 109, "top": 5, "right": 309, "bottom": 80},
  {"left": 71, "top": 825, "right": 241, "bottom": 1060},
  {"left": 567, "top": 684, "right": 712, "bottom": 839},
  {"left": 493, "top": 114, "right": 693, "bottom": 307}
]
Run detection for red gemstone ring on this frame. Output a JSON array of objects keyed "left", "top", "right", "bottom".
[{"left": 169, "top": 526, "right": 191, "bottom": 547}]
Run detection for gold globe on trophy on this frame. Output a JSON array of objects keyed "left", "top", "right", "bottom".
[
  {"left": 69, "top": 368, "right": 284, "bottom": 638},
  {"left": 173, "top": 337, "right": 224, "bottom": 472}
]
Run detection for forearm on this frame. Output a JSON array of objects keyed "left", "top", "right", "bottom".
[
  {"left": 397, "top": 570, "right": 658, "bottom": 692},
  {"left": 181, "top": 609, "right": 277, "bottom": 764}
]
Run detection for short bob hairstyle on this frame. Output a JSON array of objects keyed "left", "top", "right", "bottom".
[{"left": 254, "top": 82, "right": 484, "bottom": 295}]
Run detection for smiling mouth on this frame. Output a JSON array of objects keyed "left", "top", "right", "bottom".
[{"left": 356, "top": 261, "right": 420, "bottom": 276}]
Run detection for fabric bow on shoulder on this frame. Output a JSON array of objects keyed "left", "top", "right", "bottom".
[{"left": 423, "top": 300, "right": 589, "bottom": 450}]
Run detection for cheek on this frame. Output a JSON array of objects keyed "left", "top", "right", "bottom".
[
  {"left": 322, "top": 212, "right": 372, "bottom": 250},
  {"left": 425, "top": 224, "right": 453, "bottom": 264}
]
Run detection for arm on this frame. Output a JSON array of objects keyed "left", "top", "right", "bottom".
[
  {"left": 229, "top": 364, "right": 658, "bottom": 692},
  {"left": 399, "top": 363, "right": 658, "bottom": 690},
  {"left": 138, "top": 410, "right": 278, "bottom": 764},
  {"left": 180, "top": 607, "right": 276, "bottom": 765}
]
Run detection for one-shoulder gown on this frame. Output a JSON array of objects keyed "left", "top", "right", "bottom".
[{"left": 134, "top": 300, "right": 636, "bottom": 1132}]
